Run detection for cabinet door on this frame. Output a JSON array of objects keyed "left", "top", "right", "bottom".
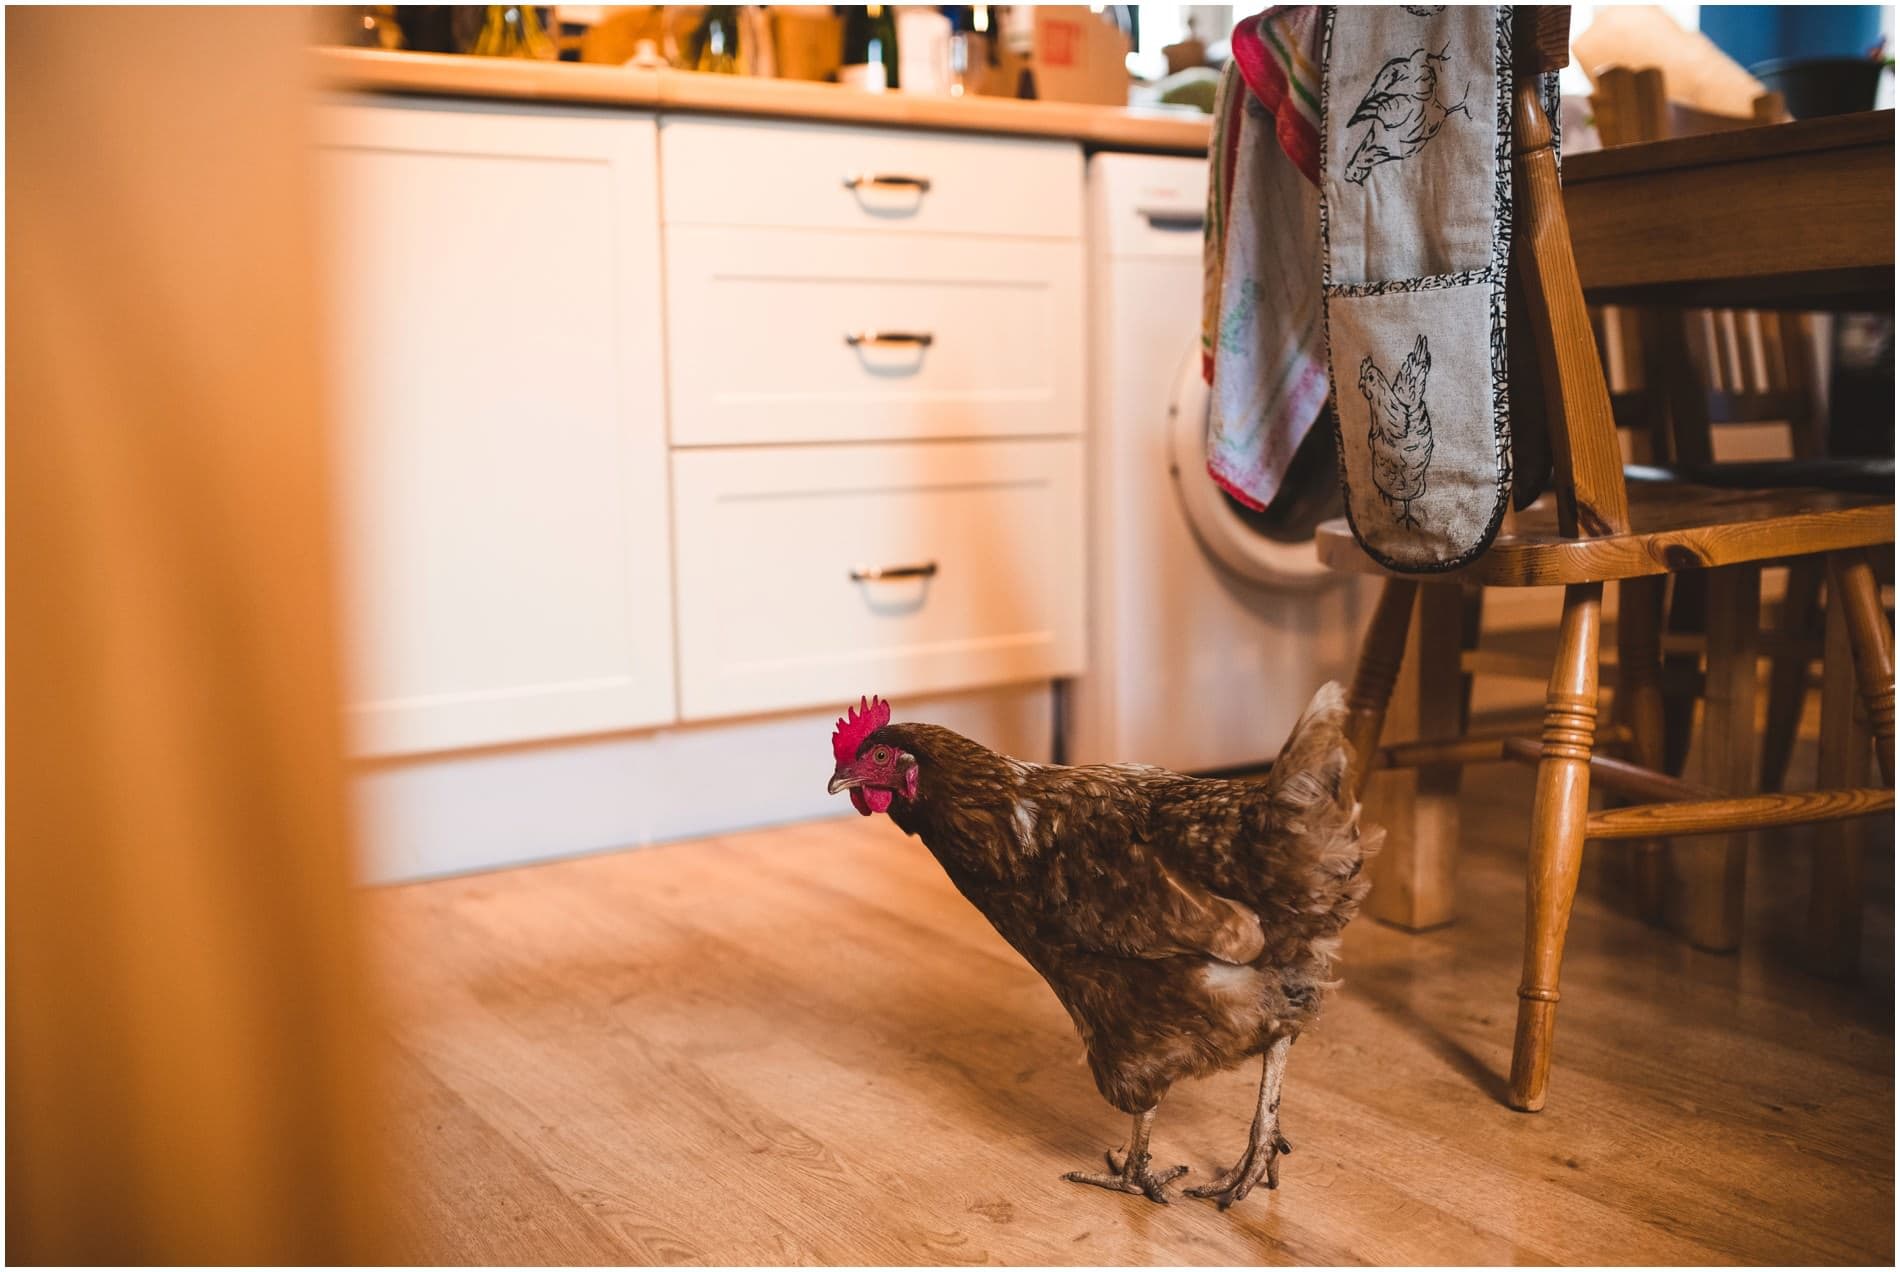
[
  {"left": 318, "top": 101, "right": 675, "bottom": 756},
  {"left": 671, "top": 439, "right": 1086, "bottom": 720}
]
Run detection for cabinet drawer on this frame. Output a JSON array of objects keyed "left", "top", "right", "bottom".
[
  {"left": 665, "top": 226, "right": 1083, "bottom": 445},
  {"left": 672, "top": 440, "right": 1085, "bottom": 721},
  {"left": 661, "top": 117, "right": 1082, "bottom": 239}
]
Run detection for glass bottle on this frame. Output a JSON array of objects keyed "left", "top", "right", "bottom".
[
  {"left": 946, "top": 5, "right": 993, "bottom": 97},
  {"left": 689, "top": 6, "right": 741, "bottom": 74},
  {"left": 470, "top": 5, "right": 557, "bottom": 60},
  {"left": 839, "top": 5, "right": 899, "bottom": 91}
]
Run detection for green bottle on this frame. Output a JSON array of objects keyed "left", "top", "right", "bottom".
[{"left": 839, "top": 5, "right": 899, "bottom": 91}]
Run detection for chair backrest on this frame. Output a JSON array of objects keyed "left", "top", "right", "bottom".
[
  {"left": 1587, "top": 64, "right": 1824, "bottom": 462},
  {"left": 1511, "top": 6, "right": 1633, "bottom": 539}
]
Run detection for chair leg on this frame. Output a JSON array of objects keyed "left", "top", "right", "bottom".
[
  {"left": 1760, "top": 559, "right": 1825, "bottom": 793},
  {"left": 1670, "top": 564, "right": 1761, "bottom": 954},
  {"left": 1828, "top": 549, "right": 1894, "bottom": 786},
  {"left": 1345, "top": 579, "right": 1419, "bottom": 795},
  {"left": 1809, "top": 591, "right": 1873, "bottom": 978},
  {"left": 1615, "top": 575, "right": 1669, "bottom": 922},
  {"left": 1508, "top": 581, "right": 1603, "bottom": 1113},
  {"left": 1364, "top": 583, "right": 1466, "bottom": 932}
]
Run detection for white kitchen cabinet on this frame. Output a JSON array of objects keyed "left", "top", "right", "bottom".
[
  {"left": 670, "top": 439, "right": 1086, "bottom": 720},
  {"left": 318, "top": 100, "right": 676, "bottom": 756},
  {"left": 664, "top": 226, "right": 1084, "bottom": 446},
  {"left": 661, "top": 116, "right": 1083, "bottom": 239}
]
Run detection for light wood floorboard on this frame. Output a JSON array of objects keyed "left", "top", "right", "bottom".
[{"left": 371, "top": 755, "right": 1893, "bottom": 1265}]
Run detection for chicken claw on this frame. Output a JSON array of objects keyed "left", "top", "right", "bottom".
[
  {"left": 1063, "top": 1152, "right": 1189, "bottom": 1205},
  {"left": 1188, "top": 1036, "right": 1294, "bottom": 1210},
  {"left": 1063, "top": 1107, "right": 1187, "bottom": 1204},
  {"left": 1185, "top": 1131, "right": 1286, "bottom": 1209}
]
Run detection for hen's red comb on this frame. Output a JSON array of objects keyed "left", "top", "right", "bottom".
[{"left": 831, "top": 695, "right": 891, "bottom": 764}]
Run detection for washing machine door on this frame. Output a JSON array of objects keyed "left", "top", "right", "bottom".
[{"left": 1166, "top": 347, "right": 1338, "bottom": 588}]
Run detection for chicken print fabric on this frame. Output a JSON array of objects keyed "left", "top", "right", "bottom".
[
  {"left": 1359, "top": 334, "right": 1434, "bottom": 528},
  {"left": 1343, "top": 45, "right": 1472, "bottom": 184},
  {"left": 1201, "top": 6, "right": 1558, "bottom": 547},
  {"left": 1319, "top": 5, "right": 1523, "bottom": 572}
]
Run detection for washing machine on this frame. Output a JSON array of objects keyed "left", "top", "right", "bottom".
[{"left": 1070, "top": 152, "right": 1370, "bottom": 773}]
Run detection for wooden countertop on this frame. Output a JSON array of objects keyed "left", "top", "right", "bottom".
[{"left": 312, "top": 47, "right": 1213, "bottom": 153}]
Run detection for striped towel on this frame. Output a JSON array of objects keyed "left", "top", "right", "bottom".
[
  {"left": 1201, "top": 6, "right": 1329, "bottom": 513},
  {"left": 1232, "top": 4, "right": 1321, "bottom": 182}
]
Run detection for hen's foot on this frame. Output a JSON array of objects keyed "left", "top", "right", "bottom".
[
  {"left": 1063, "top": 1147, "right": 1189, "bottom": 1205},
  {"left": 1186, "top": 1127, "right": 1290, "bottom": 1210},
  {"left": 1190, "top": 1038, "right": 1297, "bottom": 1211}
]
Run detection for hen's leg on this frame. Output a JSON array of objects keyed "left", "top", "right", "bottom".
[
  {"left": 1062, "top": 1105, "right": 1189, "bottom": 1204},
  {"left": 1187, "top": 1034, "right": 1293, "bottom": 1209}
]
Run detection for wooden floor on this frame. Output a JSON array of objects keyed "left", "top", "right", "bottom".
[{"left": 371, "top": 757, "right": 1894, "bottom": 1265}]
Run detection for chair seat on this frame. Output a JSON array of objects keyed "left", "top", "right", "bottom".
[
  {"left": 1626, "top": 458, "right": 1894, "bottom": 495},
  {"left": 1316, "top": 482, "right": 1893, "bottom": 586}
]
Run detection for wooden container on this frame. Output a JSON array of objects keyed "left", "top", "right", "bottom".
[{"left": 771, "top": 8, "right": 843, "bottom": 83}]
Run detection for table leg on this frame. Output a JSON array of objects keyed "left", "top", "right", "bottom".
[
  {"left": 1809, "top": 586, "right": 1873, "bottom": 978},
  {"left": 1669, "top": 564, "right": 1760, "bottom": 953}
]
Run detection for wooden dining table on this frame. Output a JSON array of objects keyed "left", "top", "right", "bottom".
[{"left": 1563, "top": 108, "right": 1895, "bottom": 313}]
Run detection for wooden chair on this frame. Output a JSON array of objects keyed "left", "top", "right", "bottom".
[
  {"left": 1588, "top": 64, "right": 1845, "bottom": 799},
  {"left": 1319, "top": 10, "right": 1896, "bottom": 1113}
]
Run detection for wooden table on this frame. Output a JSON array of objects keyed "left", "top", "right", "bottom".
[{"left": 1564, "top": 109, "right": 1895, "bottom": 312}]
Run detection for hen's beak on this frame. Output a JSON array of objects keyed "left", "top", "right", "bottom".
[{"left": 827, "top": 771, "right": 862, "bottom": 795}]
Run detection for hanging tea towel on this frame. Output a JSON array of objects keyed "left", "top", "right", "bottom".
[
  {"left": 1320, "top": 5, "right": 1532, "bottom": 572},
  {"left": 1201, "top": 7, "right": 1328, "bottom": 513}
]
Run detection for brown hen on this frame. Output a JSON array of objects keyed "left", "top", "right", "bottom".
[{"left": 825, "top": 682, "right": 1381, "bottom": 1208}]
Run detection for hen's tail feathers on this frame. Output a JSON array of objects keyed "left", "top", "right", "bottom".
[
  {"left": 1263, "top": 682, "right": 1383, "bottom": 934},
  {"left": 1266, "top": 683, "right": 1348, "bottom": 811}
]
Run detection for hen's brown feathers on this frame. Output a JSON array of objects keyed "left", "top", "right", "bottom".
[{"left": 873, "top": 683, "right": 1379, "bottom": 1113}]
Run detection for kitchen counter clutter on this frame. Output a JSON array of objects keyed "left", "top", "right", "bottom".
[{"left": 311, "top": 46, "right": 1212, "bottom": 153}]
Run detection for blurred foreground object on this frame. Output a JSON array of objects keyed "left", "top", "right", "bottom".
[{"left": 7, "top": 7, "right": 396, "bottom": 1263}]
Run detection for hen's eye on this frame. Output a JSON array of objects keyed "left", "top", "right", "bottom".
[{"left": 872, "top": 747, "right": 890, "bottom": 764}]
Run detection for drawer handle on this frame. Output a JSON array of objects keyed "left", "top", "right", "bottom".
[
  {"left": 850, "top": 561, "right": 940, "bottom": 583},
  {"left": 1139, "top": 207, "right": 1206, "bottom": 232},
  {"left": 844, "top": 330, "right": 935, "bottom": 349},
  {"left": 844, "top": 172, "right": 932, "bottom": 193}
]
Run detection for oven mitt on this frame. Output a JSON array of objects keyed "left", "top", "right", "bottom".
[{"left": 1319, "top": 5, "right": 1559, "bottom": 573}]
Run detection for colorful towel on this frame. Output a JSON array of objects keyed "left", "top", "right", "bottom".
[
  {"left": 1200, "top": 7, "right": 1327, "bottom": 512},
  {"left": 1231, "top": 3, "right": 1321, "bottom": 182}
]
